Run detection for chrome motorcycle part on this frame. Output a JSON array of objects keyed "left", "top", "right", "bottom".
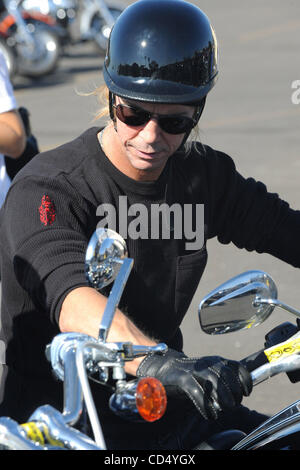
[
  {"left": 97, "top": 257, "right": 133, "bottom": 342},
  {"left": 16, "top": 23, "right": 60, "bottom": 77},
  {"left": 3, "top": 0, "right": 60, "bottom": 77},
  {"left": 29, "top": 405, "right": 100, "bottom": 450},
  {"left": 109, "top": 377, "right": 167, "bottom": 423},
  {"left": 232, "top": 399, "right": 300, "bottom": 450},
  {"left": 0, "top": 417, "right": 43, "bottom": 450},
  {"left": 0, "top": 36, "right": 16, "bottom": 77},
  {"left": 85, "top": 227, "right": 128, "bottom": 290},
  {"left": 48, "top": 332, "right": 116, "bottom": 448},
  {"left": 198, "top": 270, "right": 277, "bottom": 334},
  {"left": 90, "top": 5, "right": 121, "bottom": 52},
  {"left": 85, "top": 228, "right": 133, "bottom": 342}
]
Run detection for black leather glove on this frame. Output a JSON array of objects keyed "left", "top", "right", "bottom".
[{"left": 136, "top": 348, "right": 252, "bottom": 420}]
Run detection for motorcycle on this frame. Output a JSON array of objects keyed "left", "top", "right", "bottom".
[
  {"left": 20, "top": 0, "right": 123, "bottom": 53},
  {"left": 0, "top": 0, "right": 62, "bottom": 78},
  {"left": 197, "top": 269, "right": 300, "bottom": 450},
  {"left": 1, "top": 228, "right": 300, "bottom": 450},
  {"left": 0, "top": 228, "right": 168, "bottom": 450}
]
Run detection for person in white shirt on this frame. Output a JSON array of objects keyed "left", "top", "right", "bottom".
[{"left": 0, "top": 51, "right": 26, "bottom": 207}]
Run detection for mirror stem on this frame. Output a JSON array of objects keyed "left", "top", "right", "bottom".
[
  {"left": 257, "top": 298, "right": 300, "bottom": 318},
  {"left": 98, "top": 258, "right": 134, "bottom": 342}
]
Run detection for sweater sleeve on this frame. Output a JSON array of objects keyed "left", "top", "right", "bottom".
[
  {"left": 201, "top": 145, "right": 300, "bottom": 268},
  {"left": 1, "top": 174, "right": 92, "bottom": 324}
]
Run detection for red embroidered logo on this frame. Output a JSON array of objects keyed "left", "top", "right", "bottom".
[{"left": 39, "top": 195, "right": 56, "bottom": 226}]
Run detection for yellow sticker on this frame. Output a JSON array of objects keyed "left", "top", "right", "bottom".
[
  {"left": 39, "top": 423, "right": 64, "bottom": 448},
  {"left": 264, "top": 336, "right": 300, "bottom": 363},
  {"left": 21, "top": 422, "right": 45, "bottom": 445},
  {"left": 21, "top": 422, "right": 64, "bottom": 448}
]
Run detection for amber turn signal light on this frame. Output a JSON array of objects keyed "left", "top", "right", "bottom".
[{"left": 136, "top": 377, "right": 167, "bottom": 422}]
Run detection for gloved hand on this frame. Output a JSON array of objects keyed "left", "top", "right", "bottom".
[{"left": 136, "top": 348, "right": 252, "bottom": 420}]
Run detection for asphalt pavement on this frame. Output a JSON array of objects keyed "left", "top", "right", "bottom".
[{"left": 10, "top": 0, "right": 300, "bottom": 416}]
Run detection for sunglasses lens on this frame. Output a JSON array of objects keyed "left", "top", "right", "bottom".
[
  {"left": 116, "top": 105, "right": 149, "bottom": 126},
  {"left": 159, "top": 117, "right": 194, "bottom": 135}
]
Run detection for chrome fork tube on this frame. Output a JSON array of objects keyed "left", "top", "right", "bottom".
[
  {"left": 61, "top": 347, "right": 83, "bottom": 426},
  {"left": 5, "top": 0, "right": 35, "bottom": 46},
  {"left": 94, "top": 0, "right": 115, "bottom": 26}
]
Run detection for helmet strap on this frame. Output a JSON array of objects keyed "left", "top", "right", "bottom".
[
  {"left": 178, "top": 96, "right": 207, "bottom": 149},
  {"left": 109, "top": 92, "right": 118, "bottom": 132},
  {"left": 193, "top": 96, "right": 206, "bottom": 123},
  {"left": 109, "top": 91, "right": 115, "bottom": 121}
]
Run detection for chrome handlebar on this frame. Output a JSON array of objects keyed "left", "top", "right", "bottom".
[
  {"left": 251, "top": 354, "right": 300, "bottom": 385},
  {"left": 29, "top": 405, "right": 101, "bottom": 450},
  {"left": 0, "top": 418, "right": 45, "bottom": 450},
  {"left": 2, "top": 306, "right": 300, "bottom": 450},
  {"left": 0, "top": 333, "right": 168, "bottom": 450},
  {"left": 1, "top": 331, "right": 300, "bottom": 449}
]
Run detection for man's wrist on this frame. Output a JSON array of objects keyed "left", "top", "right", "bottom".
[{"left": 125, "top": 355, "right": 145, "bottom": 376}]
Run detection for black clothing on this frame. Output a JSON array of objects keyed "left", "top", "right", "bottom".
[
  {"left": 136, "top": 349, "right": 253, "bottom": 420},
  {"left": 4, "top": 107, "right": 40, "bottom": 181},
  {"left": 105, "top": 405, "right": 267, "bottom": 450},
  {"left": 0, "top": 127, "right": 299, "bottom": 448}
]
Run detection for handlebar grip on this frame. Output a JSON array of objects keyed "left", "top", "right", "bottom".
[{"left": 240, "top": 349, "right": 268, "bottom": 373}]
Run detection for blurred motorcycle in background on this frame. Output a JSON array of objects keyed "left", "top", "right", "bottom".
[
  {"left": 0, "top": 0, "right": 62, "bottom": 78},
  {"left": 20, "top": 0, "right": 123, "bottom": 53},
  {"left": 0, "top": 0, "right": 122, "bottom": 79}
]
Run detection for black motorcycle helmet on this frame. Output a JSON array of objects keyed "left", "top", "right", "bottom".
[{"left": 103, "top": 0, "right": 218, "bottom": 111}]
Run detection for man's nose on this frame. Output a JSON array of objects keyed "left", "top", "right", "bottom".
[{"left": 139, "top": 118, "right": 162, "bottom": 143}]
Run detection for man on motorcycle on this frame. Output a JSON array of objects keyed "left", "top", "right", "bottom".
[{"left": 0, "top": 0, "right": 299, "bottom": 449}]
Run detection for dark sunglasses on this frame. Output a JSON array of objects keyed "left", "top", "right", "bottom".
[{"left": 113, "top": 103, "right": 197, "bottom": 135}]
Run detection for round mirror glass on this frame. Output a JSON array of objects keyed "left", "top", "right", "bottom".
[
  {"left": 85, "top": 228, "right": 128, "bottom": 290},
  {"left": 199, "top": 270, "right": 278, "bottom": 335}
]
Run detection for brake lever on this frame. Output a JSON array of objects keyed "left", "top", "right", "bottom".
[{"left": 119, "top": 342, "right": 168, "bottom": 360}]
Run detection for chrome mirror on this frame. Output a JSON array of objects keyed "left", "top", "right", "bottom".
[
  {"left": 85, "top": 228, "right": 128, "bottom": 290},
  {"left": 85, "top": 228, "right": 133, "bottom": 342},
  {"left": 198, "top": 270, "right": 278, "bottom": 335}
]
